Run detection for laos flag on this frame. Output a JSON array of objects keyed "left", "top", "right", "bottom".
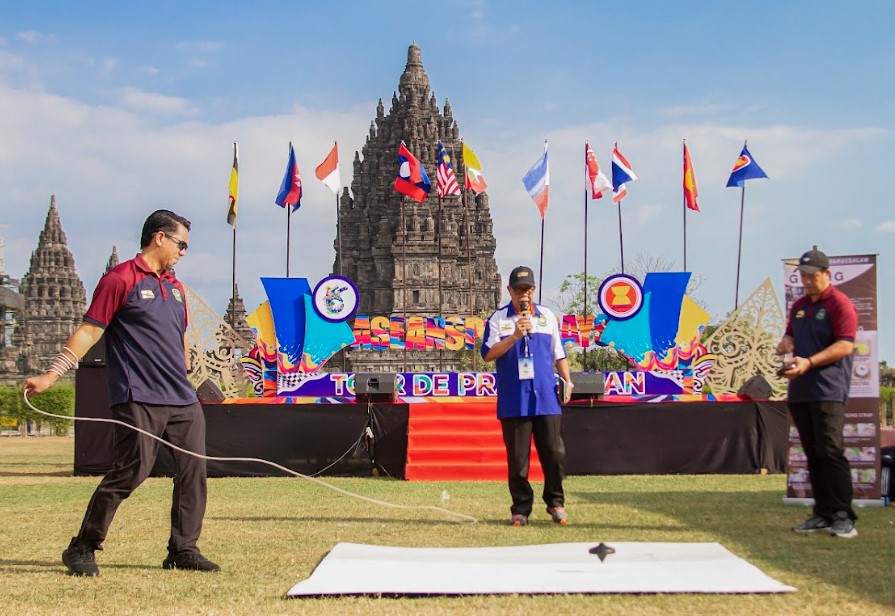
[{"left": 394, "top": 142, "right": 431, "bottom": 202}]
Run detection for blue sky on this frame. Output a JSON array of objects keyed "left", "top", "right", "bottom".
[{"left": 1, "top": 1, "right": 893, "bottom": 360}]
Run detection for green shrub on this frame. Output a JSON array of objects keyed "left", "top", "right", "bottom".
[{"left": 9, "top": 383, "right": 75, "bottom": 436}]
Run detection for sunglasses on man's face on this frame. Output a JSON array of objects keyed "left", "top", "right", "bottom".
[{"left": 163, "top": 233, "right": 189, "bottom": 251}]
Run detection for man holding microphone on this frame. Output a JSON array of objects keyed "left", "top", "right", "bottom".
[{"left": 482, "top": 265, "right": 573, "bottom": 527}]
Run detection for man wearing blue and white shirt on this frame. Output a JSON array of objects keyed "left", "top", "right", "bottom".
[{"left": 482, "top": 265, "right": 573, "bottom": 526}]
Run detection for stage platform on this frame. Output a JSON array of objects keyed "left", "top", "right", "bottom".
[{"left": 73, "top": 382, "right": 788, "bottom": 480}]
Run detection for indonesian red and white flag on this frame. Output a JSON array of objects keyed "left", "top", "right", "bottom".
[{"left": 315, "top": 142, "right": 341, "bottom": 195}]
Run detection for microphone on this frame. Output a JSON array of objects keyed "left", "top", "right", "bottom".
[{"left": 519, "top": 299, "right": 531, "bottom": 340}]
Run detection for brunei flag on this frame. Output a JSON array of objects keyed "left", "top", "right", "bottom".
[{"left": 227, "top": 142, "right": 239, "bottom": 227}]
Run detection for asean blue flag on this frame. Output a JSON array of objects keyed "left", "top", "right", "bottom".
[
  {"left": 275, "top": 143, "right": 302, "bottom": 212},
  {"left": 726, "top": 145, "right": 768, "bottom": 188}
]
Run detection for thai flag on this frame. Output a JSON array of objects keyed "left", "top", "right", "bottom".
[
  {"left": 611, "top": 145, "right": 638, "bottom": 204},
  {"left": 436, "top": 141, "right": 461, "bottom": 197},
  {"left": 275, "top": 143, "right": 302, "bottom": 212},
  {"left": 522, "top": 142, "right": 549, "bottom": 219}
]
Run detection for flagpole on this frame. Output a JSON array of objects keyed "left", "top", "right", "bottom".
[
  {"left": 735, "top": 183, "right": 745, "bottom": 309},
  {"left": 583, "top": 142, "right": 588, "bottom": 371},
  {"left": 462, "top": 178, "right": 477, "bottom": 371},
  {"left": 231, "top": 226, "right": 237, "bottom": 329},
  {"left": 437, "top": 191, "right": 444, "bottom": 372},
  {"left": 617, "top": 202, "right": 625, "bottom": 274},
  {"left": 285, "top": 141, "right": 292, "bottom": 277},
  {"left": 538, "top": 218, "right": 545, "bottom": 304},
  {"left": 683, "top": 140, "right": 687, "bottom": 272},
  {"left": 336, "top": 191, "right": 342, "bottom": 276},
  {"left": 401, "top": 197, "right": 407, "bottom": 373}
]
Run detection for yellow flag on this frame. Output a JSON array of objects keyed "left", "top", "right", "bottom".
[
  {"left": 461, "top": 142, "right": 488, "bottom": 194},
  {"left": 227, "top": 142, "right": 239, "bottom": 227}
]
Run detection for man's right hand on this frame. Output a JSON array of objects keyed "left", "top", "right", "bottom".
[
  {"left": 515, "top": 315, "right": 532, "bottom": 339},
  {"left": 22, "top": 373, "right": 58, "bottom": 397}
]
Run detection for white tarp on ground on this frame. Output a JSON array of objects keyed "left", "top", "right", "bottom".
[{"left": 286, "top": 541, "right": 796, "bottom": 597}]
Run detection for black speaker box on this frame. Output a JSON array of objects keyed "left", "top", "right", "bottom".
[
  {"left": 354, "top": 373, "right": 398, "bottom": 403},
  {"left": 571, "top": 372, "right": 605, "bottom": 396},
  {"left": 80, "top": 334, "right": 107, "bottom": 367},
  {"left": 737, "top": 374, "right": 772, "bottom": 401},
  {"left": 559, "top": 372, "right": 605, "bottom": 404},
  {"left": 196, "top": 379, "right": 226, "bottom": 404}
]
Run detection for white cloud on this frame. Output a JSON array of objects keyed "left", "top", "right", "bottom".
[
  {"left": 119, "top": 87, "right": 194, "bottom": 115},
  {"left": 876, "top": 221, "right": 895, "bottom": 233},
  {"left": 0, "top": 50, "right": 26, "bottom": 72},
  {"left": 140, "top": 65, "right": 160, "bottom": 75},
  {"left": 0, "top": 78, "right": 370, "bottom": 317},
  {"left": 16, "top": 30, "right": 55, "bottom": 44}
]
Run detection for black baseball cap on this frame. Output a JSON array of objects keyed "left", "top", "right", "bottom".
[
  {"left": 797, "top": 249, "right": 829, "bottom": 274},
  {"left": 508, "top": 266, "right": 535, "bottom": 289}
]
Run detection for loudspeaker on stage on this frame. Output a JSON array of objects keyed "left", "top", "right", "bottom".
[
  {"left": 737, "top": 374, "right": 772, "bottom": 401},
  {"left": 355, "top": 373, "right": 398, "bottom": 403},
  {"left": 196, "top": 379, "right": 226, "bottom": 404}
]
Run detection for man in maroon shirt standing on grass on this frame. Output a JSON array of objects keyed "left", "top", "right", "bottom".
[
  {"left": 23, "top": 209, "right": 220, "bottom": 575},
  {"left": 777, "top": 248, "right": 859, "bottom": 539}
]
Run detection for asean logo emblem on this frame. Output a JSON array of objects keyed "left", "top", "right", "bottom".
[
  {"left": 312, "top": 276, "right": 359, "bottom": 323},
  {"left": 731, "top": 155, "right": 751, "bottom": 172},
  {"left": 597, "top": 274, "right": 643, "bottom": 321}
]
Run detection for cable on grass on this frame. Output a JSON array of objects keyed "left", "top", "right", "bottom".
[{"left": 23, "top": 391, "right": 477, "bottom": 524}]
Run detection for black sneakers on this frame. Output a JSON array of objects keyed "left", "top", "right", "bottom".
[
  {"left": 62, "top": 538, "right": 99, "bottom": 577},
  {"left": 791, "top": 515, "right": 831, "bottom": 534},
  {"left": 829, "top": 511, "right": 858, "bottom": 538},
  {"left": 162, "top": 551, "right": 221, "bottom": 572}
]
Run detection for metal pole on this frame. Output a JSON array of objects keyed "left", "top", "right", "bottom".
[{"left": 734, "top": 184, "right": 746, "bottom": 309}]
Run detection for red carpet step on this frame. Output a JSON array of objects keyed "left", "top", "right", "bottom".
[{"left": 404, "top": 401, "right": 543, "bottom": 481}]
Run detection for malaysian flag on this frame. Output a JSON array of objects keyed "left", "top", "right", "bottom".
[{"left": 436, "top": 141, "right": 461, "bottom": 197}]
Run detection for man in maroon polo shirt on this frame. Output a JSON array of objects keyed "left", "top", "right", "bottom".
[
  {"left": 777, "top": 248, "right": 858, "bottom": 538},
  {"left": 23, "top": 210, "right": 220, "bottom": 575}
]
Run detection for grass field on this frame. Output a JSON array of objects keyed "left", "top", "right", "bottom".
[{"left": 1, "top": 436, "right": 893, "bottom": 615}]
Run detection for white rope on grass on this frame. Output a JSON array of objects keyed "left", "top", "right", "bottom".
[{"left": 23, "top": 391, "right": 477, "bottom": 524}]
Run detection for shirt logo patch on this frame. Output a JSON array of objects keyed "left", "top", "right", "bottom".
[
  {"left": 171, "top": 288, "right": 183, "bottom": 303},
  {"left": 815, "top": 308, "right": 826, "bottom": 320},
  {"left": 795, "top": 309, "right": 805, "bottom": 319},
  {"left": 537, "top": 314, "right": 547, "bottom": 326},
  {"left": 141, "top": 289, "right": 155, "bottom": 300}
]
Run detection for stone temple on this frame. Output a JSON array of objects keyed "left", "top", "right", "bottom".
[
  {"left": 5, "top": 196, "right": 86, "bottom": 382},
  {"left": 336, "top": 44, "right": 502, "bottom": 373}
]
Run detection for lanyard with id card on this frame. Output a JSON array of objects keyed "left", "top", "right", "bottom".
[{"left": 518, "top": 331, "right": 534, "bottom": 380}]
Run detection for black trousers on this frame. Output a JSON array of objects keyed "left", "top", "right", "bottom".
[
  {"left": 76, "top": 402, "right": 208, "bottom": 555},
  {"left": 789, "top": 401, "right": 856, "bottom": 521},
  {"left": 500, "top": 414, "right": 565, "bottom": 516}
]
